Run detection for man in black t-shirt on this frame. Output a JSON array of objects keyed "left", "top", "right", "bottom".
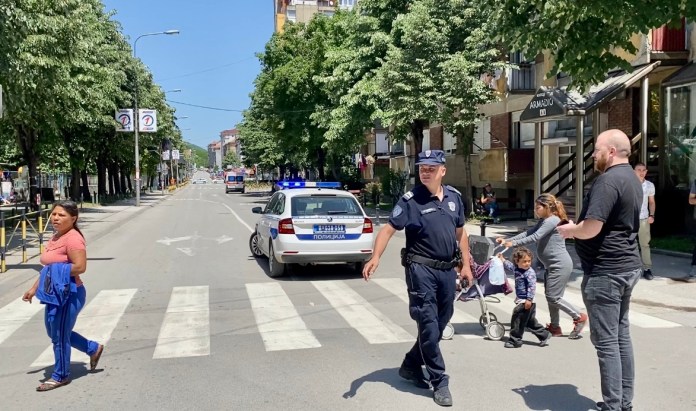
[{"left": 557, "top": 129, "right": 642, "bottom": 411}]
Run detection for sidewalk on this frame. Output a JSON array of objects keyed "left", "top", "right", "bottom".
[
  {"left": 366, "top": 208, "right": 696, "bottom": 311},
  {"left": 0, "top": 192, "right": 168, "bottom": 295}
]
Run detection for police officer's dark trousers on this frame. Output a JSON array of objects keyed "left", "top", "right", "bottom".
[{"left": 402, "top": 262, "right": 456, "bottom": 389}]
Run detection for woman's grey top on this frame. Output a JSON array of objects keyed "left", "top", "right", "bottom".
[{"left": 508, "top": 215, "right": 572, "bottom": 270}]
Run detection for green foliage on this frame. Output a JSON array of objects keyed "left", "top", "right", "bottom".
[
  {"left": 380, "top": 169, "right": 409, "bottom": 204},
  {"left": 365, "top": 181, "right": 383, "bottom": 204},
  {"left": 488, "top": 0, "right": 696, "bottom": 91},
  {"left": 185, "top": 142, "right": 208, "bottom": 169},
  {"left": 223, "top": 151, "right": 241, "bottom": 168},
  {"left": 0, "top": 0, "right": 181, "bottom": 199}
]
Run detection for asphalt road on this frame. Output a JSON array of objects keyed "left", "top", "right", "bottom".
[{"left": 0, "top": 172, "right": 694, "bottom": 410}]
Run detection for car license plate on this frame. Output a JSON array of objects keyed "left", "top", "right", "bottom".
[{"left": 313, "top": 224, "right": 345, "bottom": 234}]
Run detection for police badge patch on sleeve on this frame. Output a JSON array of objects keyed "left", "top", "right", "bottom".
[
  {"left": 448, "top": 201, "right": 456, "bottom": 212},
  {"left": 392, "top": 205, "right": 403, "bottom": 217}
]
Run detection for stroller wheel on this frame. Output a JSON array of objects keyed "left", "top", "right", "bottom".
[
  {"left": 442, "top": 323, "right": 455, "bottom": 340},
  {"left": 479, "top": 313, "right": 498, "bottom": 329},
  {"left": 486, "top": 321, "right": 505, "bottom": 341}
]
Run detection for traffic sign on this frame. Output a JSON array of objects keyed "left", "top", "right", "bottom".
[{"left": 172, "top": 149, "right": 180, "bottom": 160}]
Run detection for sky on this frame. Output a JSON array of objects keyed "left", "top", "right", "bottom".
[{"left": 102, "top": 1, "right": 274, "bottom": 149}]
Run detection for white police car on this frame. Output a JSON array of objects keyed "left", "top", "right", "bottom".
[{"left": 248, "top": 181, "right": 374, "bottom": 277}]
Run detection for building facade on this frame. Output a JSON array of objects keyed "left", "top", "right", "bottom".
[{"left": 274, "top": 0, "right": 357, "bottom": 32}]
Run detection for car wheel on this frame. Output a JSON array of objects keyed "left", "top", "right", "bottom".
[
  {"left": 249, "top": 232, "right": 264, "bottom": 258},
  {"left": 353, "top": 261, "right": 365, "bottom": 276},
  {"left": 268, "top": 242, "right": 285, "bottom": 278}
]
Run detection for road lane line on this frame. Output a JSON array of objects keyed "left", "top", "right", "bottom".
[
  {"left": 0, "top": 298, "right": 44, "bottom": 345},
  {"left": 372, "top": 278, "right": 482, "bottom": 339},
  {"left": 153, "top": 286, "right": 210, "bottom": 359},
  {"left": 31, "top": 289, "right": 137, "bottom": 367},
  {"left": 246, "top": 283, "right": 321, "bottom": 351},
  {"left": 221, "top": 203, "right": 253, "bottom": 233},
  {"left": 312, "top": 280, "right": 413, "bottom": 344}
]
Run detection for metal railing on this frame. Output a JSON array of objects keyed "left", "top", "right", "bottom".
[{"left": 0, "top": 206, "right": 52, "bottom": 272}]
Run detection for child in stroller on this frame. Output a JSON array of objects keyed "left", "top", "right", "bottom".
[{"left": 443, "top": 247, "right": 512, "bottom": 340}]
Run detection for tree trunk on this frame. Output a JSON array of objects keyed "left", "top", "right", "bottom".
[
  {"left": 109, "top": 162, "right": 120, "bottom": 194},
  {"left": 96, "top": 157, "right": 107, "bottom": 196},
  {"left": 80, "top": 170, "right": 92, "bottom": 202},
  {"left": 70, "top": 167, "right": 80, "bottom": 201},
  {"left": 457, "top": 125, "right": 476, "bottom": 215},
  {"left": 15, "top": 125, "right": 40, "bottom": 210},
  {"left": 409, "top": 120, "right": 426, "bottom": 185},
  {"left": 119, "top": 165, "right": 127, "bottom": 193},
  {"left": 316, "top": 148, "right": 326, "bottom": 181}
]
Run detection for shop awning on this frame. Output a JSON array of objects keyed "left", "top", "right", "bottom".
[
  {"left": 520, "top": 61, "right": 661, "bottom": 123},
  {"left": 663, "top": 61, "right": 696, "bottom": 88}
]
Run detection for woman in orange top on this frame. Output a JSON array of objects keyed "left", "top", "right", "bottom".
[{"left": 22, "top": 201, "right": 103, "bottom": 391}]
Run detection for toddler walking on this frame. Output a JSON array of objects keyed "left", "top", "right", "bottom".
[{"left": 501, "top": 247, "right": 551, "bottom": 348}]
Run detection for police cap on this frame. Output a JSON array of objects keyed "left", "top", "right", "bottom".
[{"left": 415, "top": 150, "right": 446, "bottom": 166}]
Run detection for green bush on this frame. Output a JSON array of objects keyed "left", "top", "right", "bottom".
[{"left": 365, "top": 182, "right": 382, "bottom": 205}]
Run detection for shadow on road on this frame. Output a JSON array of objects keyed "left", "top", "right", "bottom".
[
  {"left": 342, "top": 367, "right": 430, "bottom": 400},
  {"left": 250, "top": 255, "right": 363, "bottom": 281},
  {"left": 512, "top": 384, "right": 596, "bottom": 411}
]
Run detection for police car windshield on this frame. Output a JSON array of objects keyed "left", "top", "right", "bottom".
[{"left": 291, "top": 196, "right": 362, "bottom": 217}]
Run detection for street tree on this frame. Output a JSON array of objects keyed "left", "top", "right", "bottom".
[
  {"left": 223, "top": 151, "right": 242, "bottom": 169},
  {"left": 374, "top": 0, "right": 502, "bottom": 206},
  {"left": 488, "top": 0, "right": 696, "bottom": 90}
]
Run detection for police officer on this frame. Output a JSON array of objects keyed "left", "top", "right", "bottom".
[{"left": 363, "top": 149, "right": 473, "bottom": 407}]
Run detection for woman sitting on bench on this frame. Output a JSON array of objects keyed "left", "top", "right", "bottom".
[{"left": 481, "top": 183, "right": 500, "bottom": 223}]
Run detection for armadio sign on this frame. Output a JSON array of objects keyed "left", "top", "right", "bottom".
[
  {"left": 138, "top": 109, "right": 158, "bottom": 132},
  {"left": 520, "top": 88, "right": 566, "bottom": 123}
]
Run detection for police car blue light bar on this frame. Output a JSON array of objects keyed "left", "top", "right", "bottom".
[{"left": 277, "top": 181, "right": 342, "bottom": 189}]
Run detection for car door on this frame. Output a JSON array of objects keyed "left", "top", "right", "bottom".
[{"left": 257, "top": 193, "right": 280, "bottom": 255}]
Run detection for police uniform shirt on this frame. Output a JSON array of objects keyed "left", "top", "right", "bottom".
[{"left": 388, "top": 184, "right": 465, "bottom": 261}]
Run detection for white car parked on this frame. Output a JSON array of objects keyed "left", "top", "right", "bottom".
[{"left": 248, "top": 182, "right": 374, "bottom": 277}]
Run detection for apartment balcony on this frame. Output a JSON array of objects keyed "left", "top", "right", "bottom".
[
  {"left": 508, "top": 64, "right": 536, "bottom": 93},
  {"left": 651, "top": 18, "right": 689, "bottom": 64}
]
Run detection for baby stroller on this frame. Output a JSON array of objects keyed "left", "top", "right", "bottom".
[{"left": 442, "top": 246, "right": 512, "bottom": 341}]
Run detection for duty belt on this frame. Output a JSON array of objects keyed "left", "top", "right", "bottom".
[{"left": 401, "top": 248, "right": 458, "bottom": 270}]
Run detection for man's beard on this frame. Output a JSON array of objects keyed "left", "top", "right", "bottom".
[{"left": 594, "top": 155, "right": 608, "bottom": 173}]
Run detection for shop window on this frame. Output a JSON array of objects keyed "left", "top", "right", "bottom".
[{"left": 665, "top": 82, "right": 696, "bottom": 189}]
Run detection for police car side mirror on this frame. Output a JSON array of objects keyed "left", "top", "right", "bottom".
[{"left": 252, "top": 207, "right": 263, "bottom": 214}]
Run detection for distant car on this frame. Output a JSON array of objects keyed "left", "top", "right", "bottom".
[
  {"left": 248, "top": 182, "right": 374, "bottom": 278},
  {"left": 212, "top": 178, "right": 222, "bottom": 184},
  {"left": 197, "top": 178, "right": 207, "bottom": 184}
]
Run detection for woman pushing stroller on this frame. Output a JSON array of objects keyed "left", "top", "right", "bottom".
[{"left": 496, "top": 193, "right": 587, "bottom": 339}]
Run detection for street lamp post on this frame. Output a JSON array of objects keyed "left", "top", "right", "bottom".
[{"left": 133, "top": 29, "right": 179, "bottom": 207}]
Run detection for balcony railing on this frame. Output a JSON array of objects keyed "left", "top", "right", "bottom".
[{"left": 652, "top": 18, "right": 687, "bottom": 52}]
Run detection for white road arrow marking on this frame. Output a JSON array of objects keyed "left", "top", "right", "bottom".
[
  {"left": 156, "top": 236, "right": 192, "bottom": 246},
  {"left": 177, "top": 247, "right": 194, "bottom": 256},
  {"left": 216, "top": 235, "right": 234, "bottom": 244}
]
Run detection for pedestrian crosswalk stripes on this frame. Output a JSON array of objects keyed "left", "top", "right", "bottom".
[
  {"left": 0, "top": 298, "right": 43, "bottom": 345},
  {"left": 0, "top": 280, "right": 686, "bottom": 365},
  {"left": 372, "top": 278, "right": 482, "bottom": 340},
  {"left": 31, "top": 289, "right": 137, "bottom": 367},
  {"left": 312, "top": 280, "right": 413, "bottom": 344},
  {"left": 246, "top": 282, "right": 321, "bottom": 351},
  {"left": 153, "top": 286, "right": 210, "bottom": 359}
]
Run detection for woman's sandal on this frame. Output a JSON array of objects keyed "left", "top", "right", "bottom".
[
  {"left": 36, "top": 378, "right": 71, "bottom": 392},
  {"left": 90, "top": 344, "right": 104, "bottom": 371}
]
